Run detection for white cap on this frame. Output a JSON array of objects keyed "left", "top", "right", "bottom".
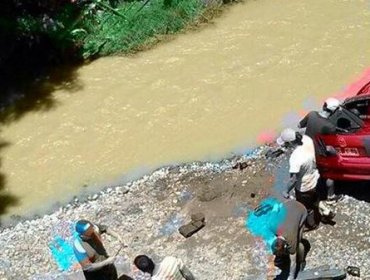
[
  {"left": 276, "top": 128, "right": 296, "bottom": 146},
  {"left": 324, "top": 97, "right": 341, "bottom": 112}
]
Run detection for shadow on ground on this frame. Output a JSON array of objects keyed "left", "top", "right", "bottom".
[
  {"left": 0, "top": 141, "right": 18, "bottom": 225},
  {"left": 336, "top": 180, "right": 370, "bottom": 203}
]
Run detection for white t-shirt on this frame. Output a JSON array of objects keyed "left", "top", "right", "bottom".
[
  {"left": 289, "top": 135, "right": 320, "bottom": 192},
  {"left": 152, "top": 256, "right": 185, "bottom": 280}
]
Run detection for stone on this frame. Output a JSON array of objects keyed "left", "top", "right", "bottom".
[{"left": 178, "top": 220, "right": 205, "bottom": 238}]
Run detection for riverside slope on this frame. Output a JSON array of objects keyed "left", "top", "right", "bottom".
[{"left": 0, "top": 147, "right": 369, "bottom": 279}]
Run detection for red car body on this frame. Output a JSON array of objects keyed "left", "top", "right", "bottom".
[{"left": 316, "top": 81, "right": 370, "bottom": 181}]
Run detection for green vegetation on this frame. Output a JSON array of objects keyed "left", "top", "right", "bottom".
[
  {"left": 10, "top": 0, "right": 208, "bottom": 59},
  {"left": 0, "top": 0, "right": 217, "bottom": 97},
  {"left": 75, "top": 0, "right": 206, "bottom": 58}
]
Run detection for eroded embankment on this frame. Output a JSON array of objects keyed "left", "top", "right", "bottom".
[{"left": 0, "top": 147, "right": 369, "bottom": 279}]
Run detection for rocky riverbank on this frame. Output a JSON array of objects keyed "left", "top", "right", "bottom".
[{"left": 0, "top": 146, "right": 369, "bottom": 279}]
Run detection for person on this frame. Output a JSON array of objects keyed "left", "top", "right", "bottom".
[
  {"left": 298, "top": 97, "right": 344, "bottom": 204},
  {"left": 133, "top": 255, "right": 195, "bottom": 280},
  {"left": 276, "top": 128, "right": 334, "bottom": 230},
  {"left": 73, "top": 219, "right": 125, "bottom": 280},
  {"left": 265, "top": 199, "right": 310, "bottom": 279}
]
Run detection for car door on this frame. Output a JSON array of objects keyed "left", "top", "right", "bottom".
[{"left": 316, "top": 101, "right": 370, "bottom": 178}]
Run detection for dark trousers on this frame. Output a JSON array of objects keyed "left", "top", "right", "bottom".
[
  {"left": 274, "top": 239, "right": 311, "bottom": 280},
  {"left": 83, "top": 264, "right": 118, "bottom": 280},
  {"left": 295, "top": 188, "right": 320, "bottom": 229},
  {"left": 274, "top": 254, "right": 291, "bottom": 280},
  {"left": 316, "top": 178, "right": 335, "bottom": 199}
]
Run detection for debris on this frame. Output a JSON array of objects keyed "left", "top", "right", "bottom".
[
  {"left": 296, "top": 266, "right": 346, "bottom": 280},
  {"left": 265, "top": 147, "right": 284, "bottom": 159},
  {"left": 179, "top": 213, "right": 206, "bottom": 238},
  {"left": 346, "top": 266, "right": 360, "bottom": 277},
  {"left": 232, "top": 162, "right": 250, "bottom": 170},
  {"left": 178, "top": 221, "right": 205, "bottom": 238}
]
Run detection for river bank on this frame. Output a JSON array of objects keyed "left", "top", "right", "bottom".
[
  {"left": 0, "top": 0, "right": 240, "bottom": 220},
  {"left": 0, "top": 0, "right": 227, "bottom": 108},
  {"left": 2, "top": 0, "right": 370, "bottom": 222},
  {"left": 0, "top": 146, "right": 369, "bottom": 279}
]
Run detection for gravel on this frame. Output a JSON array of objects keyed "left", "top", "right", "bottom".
[{"left": 0, "top": 146, "right": 369, "bottom": 279}]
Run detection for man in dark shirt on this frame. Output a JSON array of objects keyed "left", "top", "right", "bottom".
[
  {"left": 298, "top": 97, "right": 343, "bottom": 204},
  {"left": 73, "top": 219, "right": 125, "bottom": 280},
  {"left": 268, "top": 199, "right": 310, "bottom": 279},
  {"left": 298, "top": 98, "right": 339, "bottom": 153}
]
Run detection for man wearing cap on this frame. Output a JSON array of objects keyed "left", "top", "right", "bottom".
[
  {"left": 73, "top": 219, "right": 124, "bottom": 280},
  {"left": 298, "top": 97, "right": 344, "bottom": 204},
  {"left": 276, "top": 129, "right": 333, "bottom": 230}
]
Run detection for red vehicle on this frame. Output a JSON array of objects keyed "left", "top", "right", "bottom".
[{"left": 316, "top": 81, "right": 370, "bottom": 181}]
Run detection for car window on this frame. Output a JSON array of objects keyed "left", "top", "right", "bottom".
[
  {"left": 328, "top": 107, "right": 364, "bottom": 132},
  {"left": 344, "top": 98, "right": 370, "bottom": 120}
]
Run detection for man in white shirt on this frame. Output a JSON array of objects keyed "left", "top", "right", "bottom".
[
  {"left": 277, "top": 129, "right": 334, "bottom": 230},
  {"left": 133, "top": 255, "right": 195, "bottom": 280}
]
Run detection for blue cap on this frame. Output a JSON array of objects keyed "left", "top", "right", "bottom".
[{"left": 75, "top": 220, "right": 92, "bottom": 235}]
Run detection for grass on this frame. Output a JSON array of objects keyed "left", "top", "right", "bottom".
[{"left": 73, "top": 0, "right": 208, "bottom": 59}]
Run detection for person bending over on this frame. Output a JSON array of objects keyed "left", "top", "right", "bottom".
[{"left": 269, "top": 200, "right": 310, "bottom": 279}]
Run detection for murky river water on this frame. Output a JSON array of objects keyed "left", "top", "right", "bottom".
[{"left": 1, "top": 0, "right": 370, "bottom": 220}]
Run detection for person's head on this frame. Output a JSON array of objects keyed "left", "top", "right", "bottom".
[
  {"left": 118, "top": 275, "right": 134, "bottom": 280},
  {"left": 323, "top": 97, "right": 341, "bottom": 114},
  {"left": 271, "top": 236, "right": 288, "bottom": 257},
  {"left": 75, "top": 219, "right": 94, "bottom": 239},
  {"left": 276, "top": 128, "right": 302, "bottom": 147},
  {"left": 134, "top": 255, "right": 155, "bottom": 275}
]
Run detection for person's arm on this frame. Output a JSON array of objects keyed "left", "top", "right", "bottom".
[
  {"left": 290, "top": 253, "right": 298, "bottom": 279},
  {"left": 177, "top": 258, "right": 195, "bottom": 280},
  {"left": 298, "top": 114, "right": 309, "bottom": 129},
  {"left": 283, "top": 153, "right": 300, "bottom": 198},
  {"left": 74, "top": 236, "right": 116, "bottom": 272},
  {"left": 180, "top": 265, "right": 195, "bottom": 280},
  {"left": 106, "top": 228, "right": 125, "bottom": 244},
  {"left": 97, "top": 224, "right": 125, "bottom": 244},
  {"left": 279, "top": 240, "right": 298, "bottom": 279},
  {"left": 282, "top": 173, "right": 298, "bottom": 198},
  {"left": 84, "top": 256, "right": 116, "bottom": 272}
]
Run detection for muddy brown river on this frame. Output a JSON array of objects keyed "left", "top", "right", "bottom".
[{"left": 1, "top": 0, "right": 370, "bottom": 220}]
